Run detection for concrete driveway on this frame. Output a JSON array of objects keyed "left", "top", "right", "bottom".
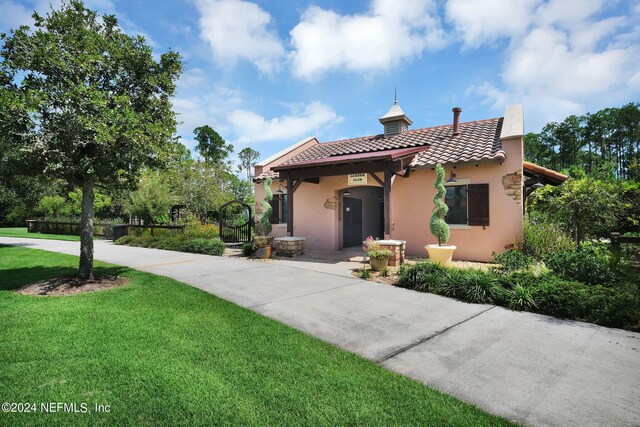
[{"left": 2, "top": 237, "right": 639, "bottom": 427}]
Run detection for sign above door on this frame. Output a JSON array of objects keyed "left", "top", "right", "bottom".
[{"left": 348, "top": 173, "right": 368, "bottom": 185}]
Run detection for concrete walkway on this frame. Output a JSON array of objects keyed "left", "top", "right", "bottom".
[{"left": 2, "top": 237, "right": 639, "bottom": 427}]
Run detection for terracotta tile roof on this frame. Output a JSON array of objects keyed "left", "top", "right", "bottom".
[
  {"left": 411, "top": 118, "right": 505, "bottom": 167},
  {"left": 273, "top": 146, "right": 427, "bottom": 170},
  {"left": 523, "top": 161, "right": 568, "bottom": 185},
  {"left": 255, "top": 117, "right": 505, "bottom": 180}
]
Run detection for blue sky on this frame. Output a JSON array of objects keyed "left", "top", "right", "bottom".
[{"left": 2, "top": 0, "right": 639, "bottom": 164}]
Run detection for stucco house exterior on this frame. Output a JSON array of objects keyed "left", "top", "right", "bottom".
[{"left": 254, "top": 103, "right": 565, "bottom": 262}]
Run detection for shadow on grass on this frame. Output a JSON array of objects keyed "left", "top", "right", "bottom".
[{"left": 1, "top": 266, "right": 129, "bottom": 291}]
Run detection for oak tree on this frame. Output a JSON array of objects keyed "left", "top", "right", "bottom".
[{"left": 0, "top": 0, "right": 182, "bottom": 278}]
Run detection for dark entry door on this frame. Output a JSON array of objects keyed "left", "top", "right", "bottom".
[{"left": 343, "top": 197, "right": 363, "bottom": 248}]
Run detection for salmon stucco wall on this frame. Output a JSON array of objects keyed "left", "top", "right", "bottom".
[
  {"left": 256, "top": 175, "right": 384, "bottom": 251},
  {"left": 390, "top": 136, "right": 523, "bottom": 262},
  {"left": 254, "top": 136, "right": 523, "bottom": 261}
]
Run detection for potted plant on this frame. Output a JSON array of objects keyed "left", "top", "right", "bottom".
[
  {"left": 425, "top": 163, "right": 456, "bottom": 265},
  {"left": 253, "top": 177, "right": 274, "bottom": 258},
  {"left": 363, "top": 236, "right": 394, "bottom": 271}
]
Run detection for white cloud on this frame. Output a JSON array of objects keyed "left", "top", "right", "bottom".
[
  {"left": 193, "top": 0, "right": 285, "bottom": 74},
  {"left": 446, "top": 0, "right": 540, "bottom": 47},
  {"left": 456, "top": 0, "right": 640, "bottom": 130},
  {"left": 289, "top": 0, "right": 446, "bottom": 80},
  {"left": 228, "top": 102, "right": 342, "bottom": 144}
]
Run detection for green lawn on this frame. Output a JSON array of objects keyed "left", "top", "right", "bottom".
[
  {"left": 0, "top": 246, "right": 514, "bottom": 427},
  {"left": 0, "top": 227, "right": 80, "bottom": 241}
]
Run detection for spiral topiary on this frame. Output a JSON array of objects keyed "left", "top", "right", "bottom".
[
  {"left": 258, "top": 177, "right": 273, "bottom": 236},
  {"left": 429, "top": 163, "right": 450, "bottom": 245}
]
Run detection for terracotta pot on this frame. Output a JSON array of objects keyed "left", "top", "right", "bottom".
[
  {"left": 425, "top": 244, "right": 457, "bottom": 266},
  {"left": 370, "top": 256, "right": 390, "bottom": 271},
  {"left": 256, "top": 244, "right": 272, "bottom": 259}
]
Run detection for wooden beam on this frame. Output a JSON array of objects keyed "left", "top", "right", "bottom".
[
  {"left": 276, "top": 160, "right": 404, "bottom": 180},
  {"left": 383, "top": 162, "right": 391, "bottom": 238},
  {"left": 303, "top": 177, "right": 320, "bottom": 184},
  {"left": 369, "top": 172, "right": 384, "bottom": 187},
  {"left": 286, "top": 174, "right": 294, "bottom": 236},
  {"left": 291, "top": 179, "right": 303, "bottom": 193}
]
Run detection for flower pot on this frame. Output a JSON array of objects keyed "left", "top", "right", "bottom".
[
  {"left": 370, "top": 256, "right": 390, "bottom": 271},
  {"left": 255, "top": 244, "right": 272, "bottom": 259},
  {"left": 425, "top": 244, "right": 457, "bottom": 266}
]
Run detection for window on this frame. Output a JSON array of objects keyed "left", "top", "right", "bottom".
[
  {"left": 269, "top": 194, "right": 287, "bottom": 224},
  {"left": 445, "top": 185, "right": 467, "bottom": 225},
  {"left": 443, "top": 183, "right": 489, "bottom": 227}
]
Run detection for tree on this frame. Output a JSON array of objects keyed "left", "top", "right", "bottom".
[
  {"left": 256, "top": 177, "right": 273, "bottom": 237},
  {"left": 194, "top": 125, "right": 234, "bottom": 164},
  {"left": 237, "top": 147, "right": 260, "bottom": 183},
  {"left": 529, "top": 177, "right": 621, "bottom": 244},
  {"left": 125, "top": 171, "right": 175, "bottom": 224},
  {"left": 429, "top": 164, "right": 450, "bottom": 245},
  {"left": 0, "top": 1, "right": 182, "bottom": 278}
]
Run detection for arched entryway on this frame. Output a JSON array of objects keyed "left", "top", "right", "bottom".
[{"left": 341, "top": 186, "right": 384, "bottom": 248}]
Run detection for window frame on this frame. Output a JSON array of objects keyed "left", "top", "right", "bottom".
[
  {"left": 444, "top": 179, "right": 470, "bottom": 226},
  {"left": 442, "top": 179, "right": 490, "bottom": 227},
  {"left": 269, "top": 193, "right": 288, "bottom": 225}
]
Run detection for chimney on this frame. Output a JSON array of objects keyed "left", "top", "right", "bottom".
[{"left": 452, "top": 107, "right": 462, "bottom": 137}]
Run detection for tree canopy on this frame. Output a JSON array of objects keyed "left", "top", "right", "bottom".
[
  {"left": 0, "top": 0, "right": 183, "bottom": 277},
  {"left": 238, "top": 147, "right": 261, "bottom": 182},
  {"left": 194, "top": 125, "right": 234, "bottom": 164},
  {"left": 525, "top": 103, "right": 640, "bottom": 180}
]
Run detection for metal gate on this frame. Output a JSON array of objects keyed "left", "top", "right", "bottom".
[{"left": 218, "top": 200, "right": 253, "bottom": 243}]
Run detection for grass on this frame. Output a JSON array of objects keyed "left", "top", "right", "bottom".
[
  {"left": 0, "top": 227, "right": 80, "bottom": 241},
  {"left": 0, "top": 246, "right": 514, "bottom": 427}
]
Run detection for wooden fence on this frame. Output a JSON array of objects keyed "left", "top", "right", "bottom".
[
  {"left": 26, "top": 220, "right": 185, "bottom": 240},
  {"left": 27, "top": 220, "right": 117, "bottom": 239},
  {"left": 610, "top": 232, "right": 640, "bottom": 253},
  {"left": 125, "top": 224, "right": 185, "bottom": 236}
]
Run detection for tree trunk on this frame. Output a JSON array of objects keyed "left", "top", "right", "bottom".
[{"left": 78, "top": 178, "right": 95, "bottom": 279}]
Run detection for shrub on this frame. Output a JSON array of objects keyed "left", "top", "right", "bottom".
[
  {"left": 255, "top": 177, "right": 273, "bottom": 236},
  {"left": 463, "top": 270, "right": 503, "bottom": 304},
  {"left": 367, "top": 248, "right": 394, "bottom": 260},
  {"left": 545, "top": 243, "right": 615, "bottom": 285},
  {"left": 357, "top": 268, "right": 372, "bottom": 279},
  {"left": 492, "top": 249, "right": 534, "bottom": 272},
  {"left": 532, "top": 276, "right": 639, "bottom": 330},
  {"left": 177, "top": 238, "right": 225, "bottom": 255},
  {"left": 116, "top": 235, "right": 225, "bottom": 256},
  {"left": 114, "top": 235, "right": 134, "bottom": 245},
  {"left": 242, "top": 242, "right": 256, "bottom": 257},
  {"left": 508, "top": 285, "right": 538, "bottom": 311},
  {"left": 185, "top": 223, "right": 219, "bottom": 238},
  {"left": 436, "top": 268, "right": 467, "bottom": 298},
  {"left": 396, "top": 261, "right": 640, "bottom": 331},
  {"left": 397, "top": 261, "right": 447, "bottom": 290},
  {"left": 523, "top": 220, "right": 574, "bottom": 260},
  {"left": 129, "top": 227, "right": 150, "bottom": 237},
  {"left": 429, "top": 163, "right": 450, "bottom": 245}
]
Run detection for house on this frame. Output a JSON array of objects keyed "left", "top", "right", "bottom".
[{"left": 254, "top": 103, "right": 566, "bottom": 262}]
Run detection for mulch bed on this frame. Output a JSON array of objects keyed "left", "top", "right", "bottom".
[{"left": 17, "top": 275, "right": 129, "bottom": 296}]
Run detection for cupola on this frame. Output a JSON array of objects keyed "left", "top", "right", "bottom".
[{"left": 379, "top": 99, "right": 412, "bottom": 137}]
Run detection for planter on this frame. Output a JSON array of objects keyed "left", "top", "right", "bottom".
[
  {"left": 425, "top": 244, "right": 457, "bottom": 266},
  {"left": 370, "top": 256, "right": 390, "bottom": 271},
  {"left": 253, "top": 236, "right": 274, "bottom": 246},
  {"left": 255, "top": 244, "right": 272, "bottom": 259}
]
